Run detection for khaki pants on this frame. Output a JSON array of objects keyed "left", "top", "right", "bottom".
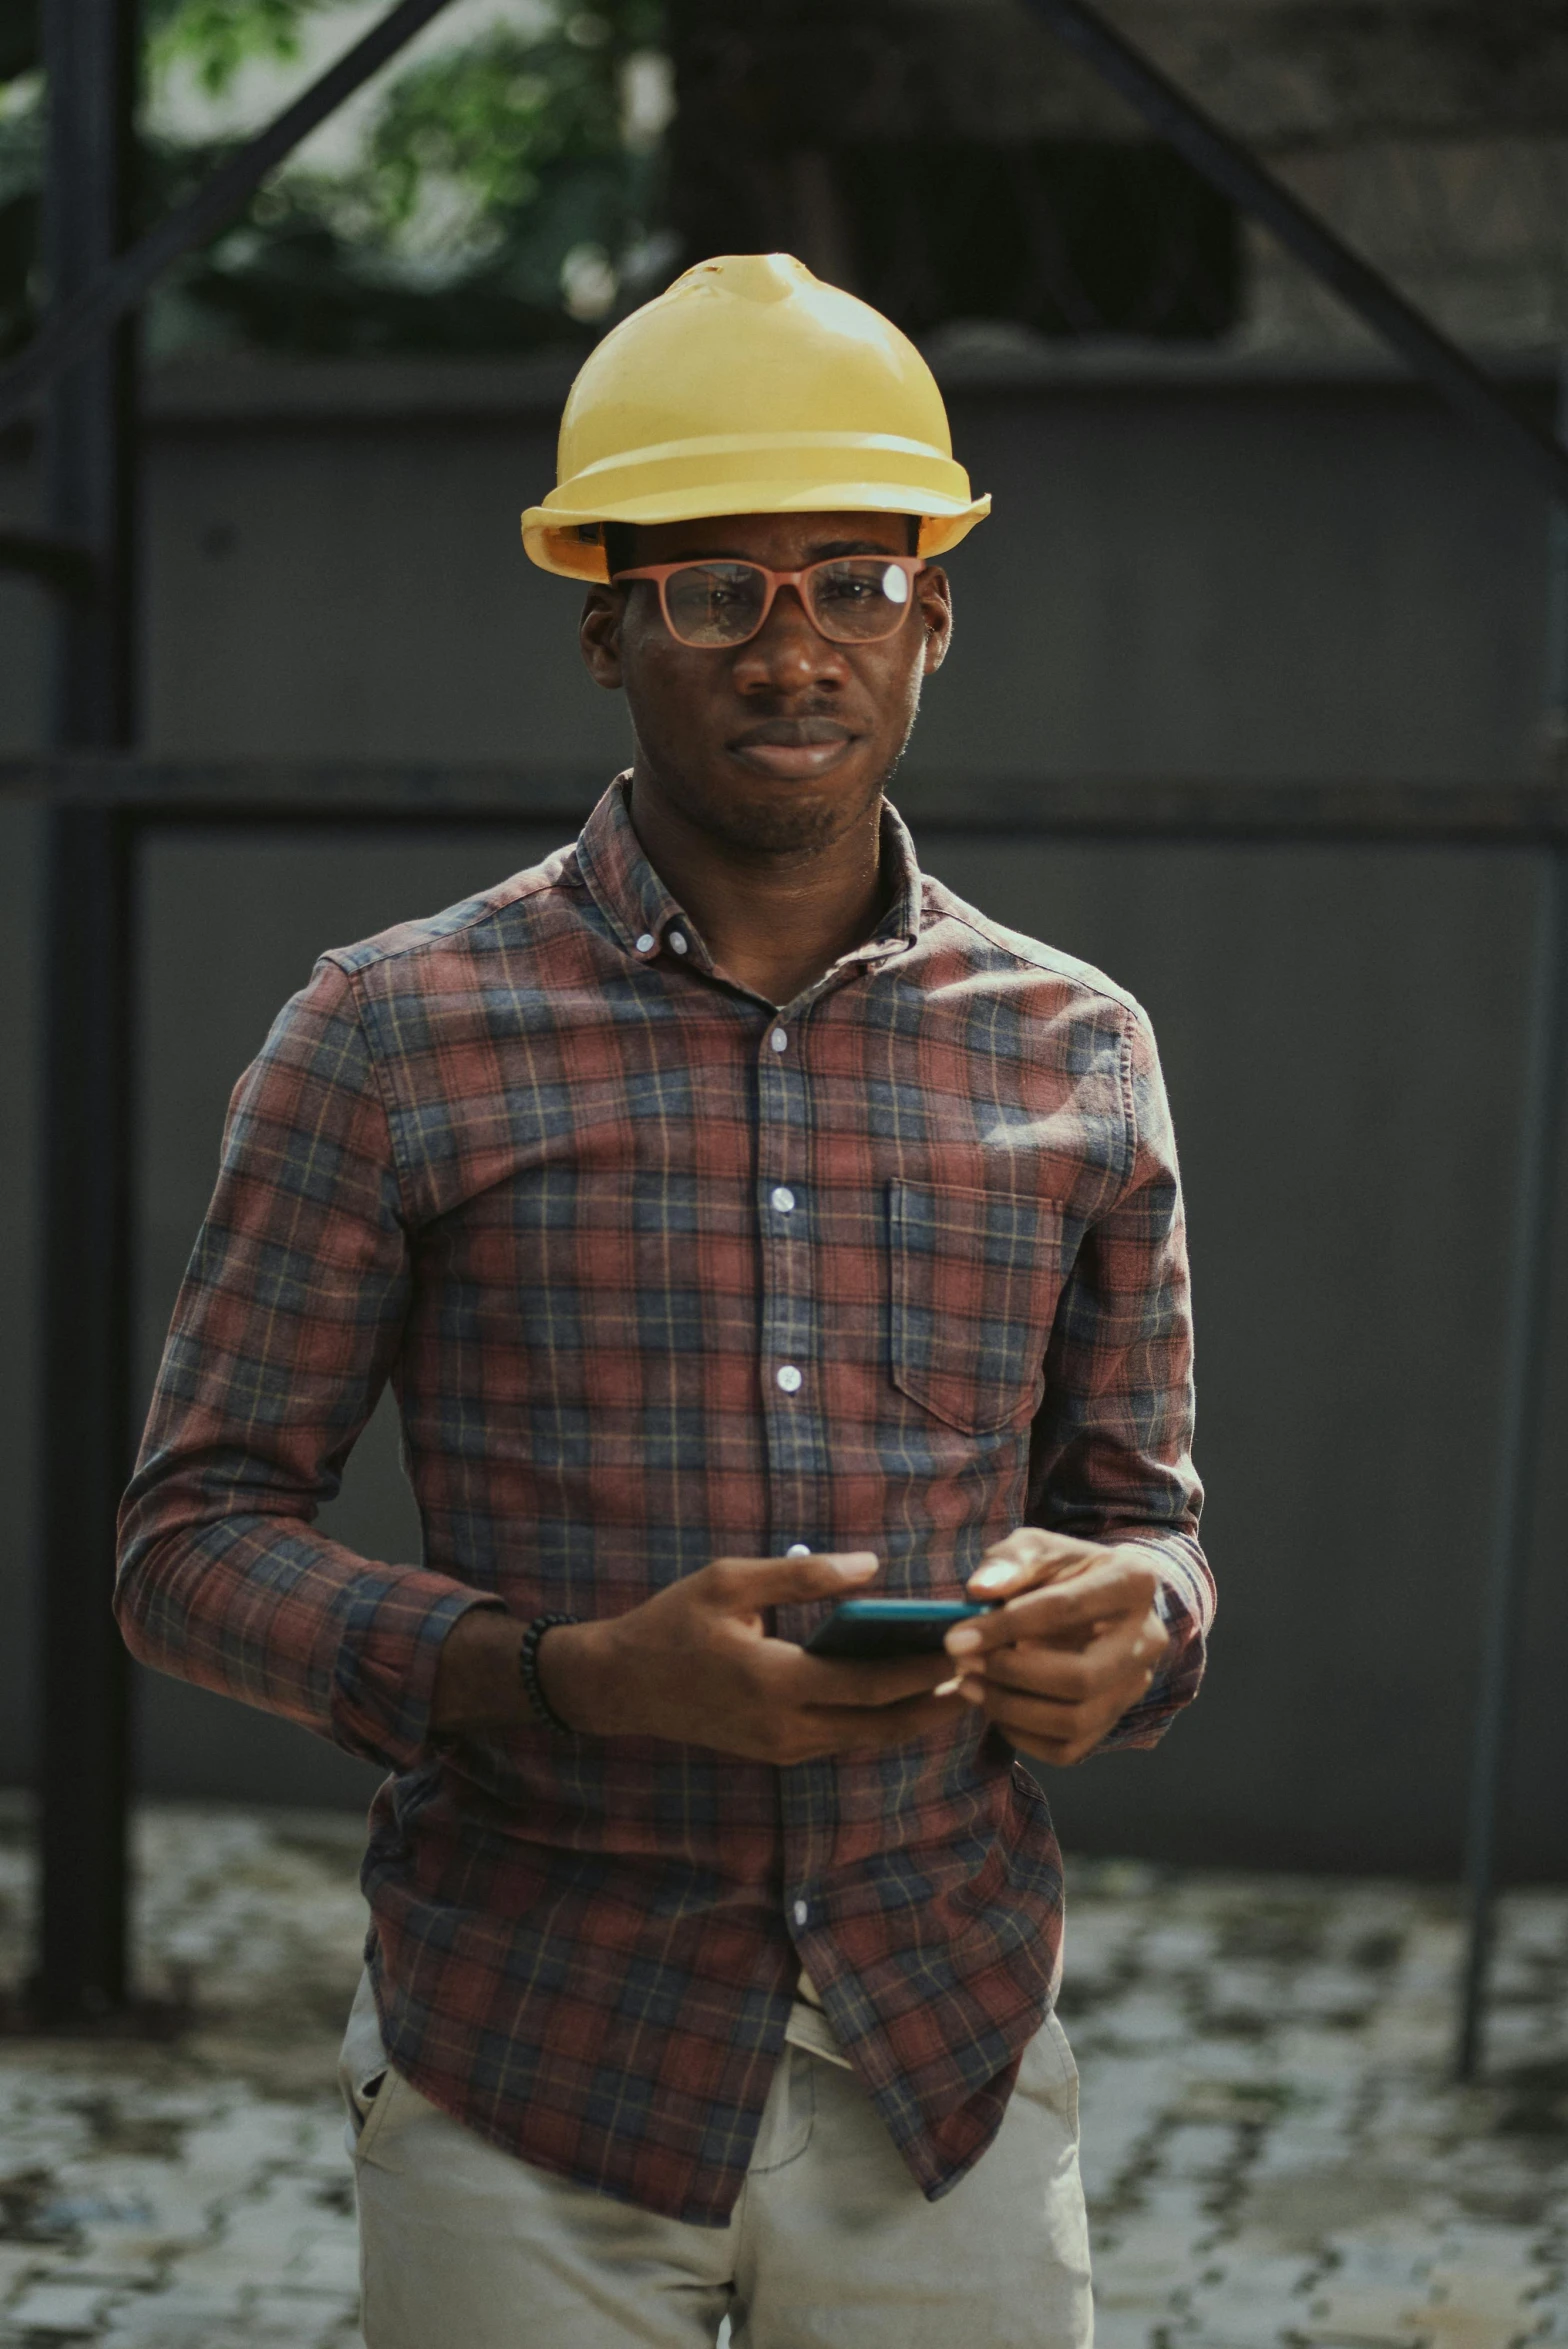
[{"left": 340, "top": 1972, "right": 1093, "bottom": 2348}]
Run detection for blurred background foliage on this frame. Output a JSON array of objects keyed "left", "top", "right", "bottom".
[
  {"left": 0, "top": 0, "right": 1240, "bottom": 365},
  {"left": 0, "top": 0, "right": 40, "bottom": 359},
  {"left": 0, "top": 0, "right": 675, "bottom": 360}
]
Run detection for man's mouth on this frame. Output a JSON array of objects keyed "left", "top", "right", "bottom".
[{"left": 727, "top": 718, "right": 857, "bottom": 779}]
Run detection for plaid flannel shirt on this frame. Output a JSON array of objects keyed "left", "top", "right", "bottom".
[{"left": 117, "top": 777, "right": 1211, "bottom": 2224}]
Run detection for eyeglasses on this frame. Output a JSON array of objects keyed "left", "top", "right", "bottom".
[{"left": 610, "top": 555, "right": 926, "bottom": 649}]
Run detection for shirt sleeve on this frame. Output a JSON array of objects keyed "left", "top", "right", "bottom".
[
  {"left": 1024, "top": 1002, "right": 1214, "bottom": 1752},
  {"left": 115, "top": 955, "right": 502, "bottom": 1771}
]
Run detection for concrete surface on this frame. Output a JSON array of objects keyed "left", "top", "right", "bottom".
[{"left": 0, "top": 1798, "right": 1562, "bottom": 2345}]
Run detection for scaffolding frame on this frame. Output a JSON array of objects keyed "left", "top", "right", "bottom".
[{"left": 3, "top": 0, "right": 1564, "bottom": 2070}]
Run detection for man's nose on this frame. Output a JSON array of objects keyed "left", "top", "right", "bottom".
[{"left": 732, "top": 585, "right": 846, "bottom": 691}]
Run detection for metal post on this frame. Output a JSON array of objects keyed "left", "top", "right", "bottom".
[
  {"left": 1455, "top": 847, "right": 1567, "bottom": 2077},
  {"left": 36, "top": 810, "right": 137, "bottom": 2023},
  {"left": 34, "top": 0, "right": 139, "bottom": 2023},
  {"left": 1454, "top": 350, "right": 1568, "bottom": 2080},
  {"left": 0, "top": 0, "right": 459, "bottom": 440},
  {"left": 41, "top": 0, "right": 137, "bottom": 743}
]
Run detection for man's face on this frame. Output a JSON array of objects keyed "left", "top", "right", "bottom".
[{"left": 579, "top": 510, "right": 952, "bottom": 857}]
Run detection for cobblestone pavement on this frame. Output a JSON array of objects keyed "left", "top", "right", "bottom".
[{"left": 0, "top": 1798, "right": 1563, "bottom": 2345}]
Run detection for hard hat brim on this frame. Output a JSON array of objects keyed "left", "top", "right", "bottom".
[{"left": 522, "top": 486, "right": 991, "bottom": 583}]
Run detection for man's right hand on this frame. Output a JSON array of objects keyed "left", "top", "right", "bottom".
[
  {"left": 434, "top": 1553, "right": 963, "bottom": 1763},
  {"left": 544, "top": 1551, "right": 962, "bottom": 1760}
]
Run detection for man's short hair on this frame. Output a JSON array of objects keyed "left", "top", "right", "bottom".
[
  {"left": 604, "top": 521, "right": 639, "bottom": 579},
  {"left": 604, "top": 514, "right": 922, "bottom": 580}
]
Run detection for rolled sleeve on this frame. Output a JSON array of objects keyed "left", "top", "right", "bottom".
[{"left": 116, "top": 955, "right": 500, "bottom": 1771}]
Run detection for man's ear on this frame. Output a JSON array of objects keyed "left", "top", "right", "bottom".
[
  {"left": 580, "top": 584, "right": 626, "bottom": 691},
  {"left": 917, "top": 564, "right": 953, "bottom": 675}
]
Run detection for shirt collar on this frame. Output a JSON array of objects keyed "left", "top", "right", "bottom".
[
  {"left": 868, "top": 799, "right": 923, "bottom": 954},
  {"left": 574, "top": 774, "right": 705, "bottom": 966},
  {"left": 573, "top": 772, "right": 925, "bottom": 976}
]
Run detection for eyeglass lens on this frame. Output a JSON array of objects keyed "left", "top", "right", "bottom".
[{"left": 662, "top": 559, "right": 913, "bottom": 647}]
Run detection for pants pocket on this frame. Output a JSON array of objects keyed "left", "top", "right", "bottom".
[
  {"left": 1018, "top": 2009, "right": 1081, "bottom": 2135},
  {"left": 346, "top": 2065, "right": 388, "bottom": 2134},
  {"left": 338, "top": 1968, "right": 397, "bottom": 2156},
  {"left": 349, "top": 2066, "right": 403, "bottom": 2163}
]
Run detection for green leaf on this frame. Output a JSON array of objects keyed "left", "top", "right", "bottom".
[{"left": 148, "top": 0, "right": 327, "bottom": 99}]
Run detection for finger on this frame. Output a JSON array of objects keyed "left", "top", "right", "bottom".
[
  {"left": 972, "top": 1614, "right": 1164, "bottom": 1702},
  {"left": 947, "top": 1560, "right": 1160, "bottom": 1656},
  {"left": 967, "top": 1528, "right": 1102, "bottom": 1600},
  {"left": 956, "top": 1676, "right": 1084, "bottom": 1736},
  {"left": 783, "top": 1647, "right": 959, "bottom": 1709},
  {"left": 968, "top": 1644, "right": 1098, "bottom": 1703},
  {"left": 1007, "top": 1729, "right": 1092, "bottom": 1768},
  {"left": 972, "top": 1680, "right": 1117, "bottom": 1749},
  {"left": 700, "top": 1551, "right": 878, "bottom": 1612}
]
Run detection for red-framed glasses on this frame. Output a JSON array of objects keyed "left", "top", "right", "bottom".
[{"left": 611, "top": 555, "right": 926, "bottom": 649}]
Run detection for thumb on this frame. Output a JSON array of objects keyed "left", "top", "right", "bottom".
[{"left": 700, "top": 1551, "right": 879, "bottom": 1613}]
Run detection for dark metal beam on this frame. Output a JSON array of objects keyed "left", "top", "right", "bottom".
[
  {"left": 14, "top": 759, "right": 1568, "bottom": 841},
  {"left": 35, "top": 0, "right": 139, "bottom": 2025},
  {"left": 42, "top": 0, "right": 137, "bottom": 739},
  {"left": 0, "top": 0, "right": 458, "bottom": 442},
  {"left": 1015, "top": 0, "right": 1568, "bottom": 515},
  {"left": 36, "top": 806, "right": 138, "bottom": 2024},
  {"left": 1456, "top": 847, "right": 1567, "bottom": 2078},
  {"left": 1455, "top": 357, "right": 1568, "bottom": 2080},
  {"left": 22, "top": 0, "right": 455, "bottom": 2032}
]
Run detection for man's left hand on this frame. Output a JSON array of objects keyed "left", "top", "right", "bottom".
[{"left": 943, "top": 1528, "right": 1169, "bottom": 1766}]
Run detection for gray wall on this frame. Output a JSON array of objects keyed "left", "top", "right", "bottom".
[
  {"left": 2, "top": 351, "right": 1562, "bottom": 1875},
  {"left": 4, "top": 350, "right": 1553, "bottom": 777}
]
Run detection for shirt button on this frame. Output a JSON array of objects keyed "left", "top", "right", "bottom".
[
  {"left": 776, "top": 1364, "right": 803, "bottom": 1394},
  {"left": 769, "top": 1027, "right": 789, "bottom": 1053},
  {"left": 770, "top": 1186, "right": 796, "bottom": 1214},
  {"left": 793, "top": 1899, "right": 809, "bottom": 1927},
  {"left": 785, "top": 1543, "right": 811, "bottom": 1558},
  {"left": 635, "top": 933, "right": 655, "bottom": 953},
  {"left": 669, "top": 930, "right": 689, "bottom": 955}
]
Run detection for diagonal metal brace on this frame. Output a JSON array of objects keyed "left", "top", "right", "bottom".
[
  {"left": 1015, "top": 0, "right": 1568, "bottom": 515},
  {"left": 0, "top": 0, "right": 457, "bottom": 441}
]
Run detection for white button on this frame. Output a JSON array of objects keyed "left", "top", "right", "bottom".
[
  {"left": 769, "top": 1027, "right": 789, "bottom": 1052},
  {"left": 776, "top": 1364, "right": 802, "bottom": 1394},
  {"left": 792, "top": 1899, "right": 809, "bottom": 1927},
  {"left": 669, "top": 930, "right": 688, "bottom": 955},
  {"left": 770, "top": 1186, "right": 796, "bottom": 1214},
  {"left": 786, "top": 1542, "right": 811, "bottom": 1558},
  {"left": 635, "top": 932, "right": 655, "bottom": 953}
]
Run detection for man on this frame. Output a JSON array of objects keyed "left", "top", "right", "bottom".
[{"left": 118, "top": 252, "right": 1211, "bottom": 2347}]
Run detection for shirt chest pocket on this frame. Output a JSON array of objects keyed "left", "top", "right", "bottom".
[{"left": 887, "top": 1180, "right": 1070, "bottom": 1436}]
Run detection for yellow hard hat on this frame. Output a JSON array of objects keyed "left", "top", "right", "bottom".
[{"left": 521, "top": 252, "right": 990, "bottom": 583}]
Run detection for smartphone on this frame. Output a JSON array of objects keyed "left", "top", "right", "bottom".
[{"left": 804, "top": 1597, "right": 991, "bottom": 1659}]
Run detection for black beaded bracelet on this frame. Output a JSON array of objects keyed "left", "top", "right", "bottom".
[{"left": 519, "top": 1611, "right": 580, "bottom": 1734}]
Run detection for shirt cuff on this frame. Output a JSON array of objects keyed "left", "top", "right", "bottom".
[
  {"left": 330, "top": 1573, "right": 508, "bottom": 1771},
  {"left": 1095, "top": 1537, "right": 1211, "bottom": 1753}
]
